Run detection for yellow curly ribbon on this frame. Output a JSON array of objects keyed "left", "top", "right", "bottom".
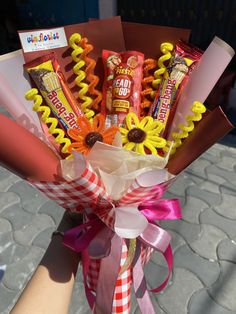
[
  {"left": 25, "top": 88, "right": 72, "bottom": 156},
  {"left": 164, "top": 101, "right": 206, "bottom": 155},
  {"left": 152, "top": 42, "right": 174, "bottom": 93},
  {"left": 69, "top": 33, "right": 95, "bottom": 120},
  {"left": 119, "top": 239, "right": 137, "bottom": 276}
]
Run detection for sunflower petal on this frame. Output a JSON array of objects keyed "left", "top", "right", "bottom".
[
  {"left": 148, "top": 135, "right": 166, "bottom": 142},
  {"left": 124, "top": 142, "right": 136, "bottom": 150},
  {"left": 143, "top": 141, "right": 157, "bottom": 155},
  {"left": 93, "top": 114, "right": 105, "bottom": 133},
  {"left": 125, "top": 112, "right": 139, "bottom": 130},
  {"left": 140, "top": 116, "right": 154, "bottom": 130},
  {"left": 76, "top": 116, "right": 92, "bottom": 134},
  {"left": 146, "top": 134, "right": 166, "bottom": 147},
  {"left": 103, "top": 127, "right": 119, "bottom": 138},
  {"left": 122, "top": 137, "right": 128, "bottom": 144},
  {"left": 119, "top": 127, "right": 128, "bottom": 135},
  {"left": 147, "top": 139, "right": 166, "bottom": 148},
  {"left": 146, "top": 121, "right": 164, "bottom": 133},
  {"left": 67, "top": 141, "right": 86, "bottom": 153},
  {"left": 135, "top": 143, "right": 145, "bottom": 155},
  {"left": 67, "top": 129, "right": 81, "bottom": 140}
]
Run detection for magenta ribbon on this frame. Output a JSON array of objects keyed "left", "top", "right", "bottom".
[{"left": 63, "top": 198, "right": 182, "bottom": 313}]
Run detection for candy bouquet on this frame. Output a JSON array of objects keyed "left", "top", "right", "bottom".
[{"left": 0, "top": 17, "right": 234, "bottom": 313}]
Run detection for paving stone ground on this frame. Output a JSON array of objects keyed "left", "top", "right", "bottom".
[{"left": 1, "top": 137, "right": 236, "bottom": 313}]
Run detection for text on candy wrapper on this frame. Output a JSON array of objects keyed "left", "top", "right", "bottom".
[
  {"left": 157, "top": 78, "right": 176, "bottom": 123},
  {"left": 47, "top": 91, "right": 78, "bottom": 129}
]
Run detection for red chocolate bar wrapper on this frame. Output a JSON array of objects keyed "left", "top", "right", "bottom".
[
  {"left": 149, "top": 41, "right": 203, "bottom": 136},
  {"left": 24, "top": 53, "right": 83, "bottom": 131}
]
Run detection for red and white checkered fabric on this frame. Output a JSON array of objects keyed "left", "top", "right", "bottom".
[
  {"left": 112, "top": 240, "right": 131, "bottom": 314},
  {"left": 31, "top": 162, "right": 107, "bottom": 212},
  {"left": 87, "top": 241, "right": 152, "bottom": 313},
  {"left": 94, "top": 196, "right": 115, "bottom": 229},
  {"left": 119, "top": 178, "right": 174, "bottom": 206},
  {"left": 87, "top": 240, "right": 132, "bottom": 313},
  {"left": 30, "top": 161, "right": 168, "bottom": 313}
]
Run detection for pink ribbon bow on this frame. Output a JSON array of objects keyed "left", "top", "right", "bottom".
[{"left": 63, "top": 197, "right": 182, "bottom": 313}]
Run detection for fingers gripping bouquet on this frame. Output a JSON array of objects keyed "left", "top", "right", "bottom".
[{"left": 0, "top": 18, "right": 234, "bottom": 313}]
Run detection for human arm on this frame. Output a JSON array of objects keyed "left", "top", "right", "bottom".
[{"left": 11, "top": 212, "right": 81, "bottom": 314}]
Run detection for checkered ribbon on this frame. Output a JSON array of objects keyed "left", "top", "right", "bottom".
[
  {"left": 32, "top": 162, "right": 107, "bottom": 212},
  {"left": 119, "top": 177, "right": 175, "bottom": 206},
  {"left": 112, "top": 240, "right": 132, "bottom": 314},
  {"left": 30, "top": 161, "right": 174, "bottom": 313},
  {"left": 87, "top": 240, "right": 152, "bottom": 314}
]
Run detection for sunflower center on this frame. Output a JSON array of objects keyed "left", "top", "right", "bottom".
[
  {"left": 85, "top": 132, "right": 103, "bottom": 147},
  {"left": 127, "top": 128, "right": 146, "bottom": 143}
]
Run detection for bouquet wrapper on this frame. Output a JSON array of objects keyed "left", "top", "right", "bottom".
[
  {"left": 29, "top": 147, "right": 181, "bottom": 314},
  {"left": 0, "top": 51, "right": 60, "bottom": 148},
  {"left": 167, "top": 106, "right": 234, "bottom": 175},
  {"left": 0, "top": 73, "right": 38, "bottom": 129},
  {"left": 3, "top": 17, "right": 232, "bottom": 313},
  {"left": 0, "top": 50, "right": 41, "bottom": 130},
  {"left": 122, "top": 21, "right": 190, "bottom": 58}
]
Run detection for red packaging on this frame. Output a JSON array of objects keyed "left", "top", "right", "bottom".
[
  {"left": 149, "top": 41, "right": 203, "bottom": 136},
  {"left": 24, "top": 53, "right": 83, "bottom": 131},
  {"left": 102, "top": 50, "right": 144, "bottom": 126}
]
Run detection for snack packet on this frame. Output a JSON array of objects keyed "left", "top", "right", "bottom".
[
  {"left": 102, "top": 50, "right": 144, "bottom": 127},
  {"left": 24, "top": 53, "right": 83, "bottom": 131},
  {"left": 149, "top": 41, "right": 203, "bottom": 135}
]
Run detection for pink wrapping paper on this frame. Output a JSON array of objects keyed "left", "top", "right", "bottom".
[
  {"left": 168, "top": 36, "right": 235, "bottom": 138},
  {"left": 0, "top": 50, "right": 42, "bottom": 130}
]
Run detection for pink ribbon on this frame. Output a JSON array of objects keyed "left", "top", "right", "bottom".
[
  {"left": 62, "top": 198, "right": 182, "bottom": 313},
  {"left": 139, "top": 198, "right": 182, "bottom": 221}
]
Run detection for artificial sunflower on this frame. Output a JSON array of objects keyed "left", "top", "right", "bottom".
[
  {"left": 120, "top": 112, "right": 166, "bottom": 155},
  {"left": 67, "top": 114, "right": 119, "bottom": 155}
]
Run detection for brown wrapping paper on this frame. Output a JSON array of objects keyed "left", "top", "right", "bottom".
[
  {"left": 167, "top": 106, "right": 234, "bottom": 175},
  {"left": 122, "top": 21, "right": 191, "bottom": 58},
  {"left": 0, "top": 114, "right": 61, "bottom": 181}
]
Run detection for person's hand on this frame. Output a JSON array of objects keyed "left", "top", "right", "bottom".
[
  {"left": 11, "top": 210, "right": 83, "bottom": 314},
  {"left": 56, "top": 210, "right": 83, "bottom": 234}
]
